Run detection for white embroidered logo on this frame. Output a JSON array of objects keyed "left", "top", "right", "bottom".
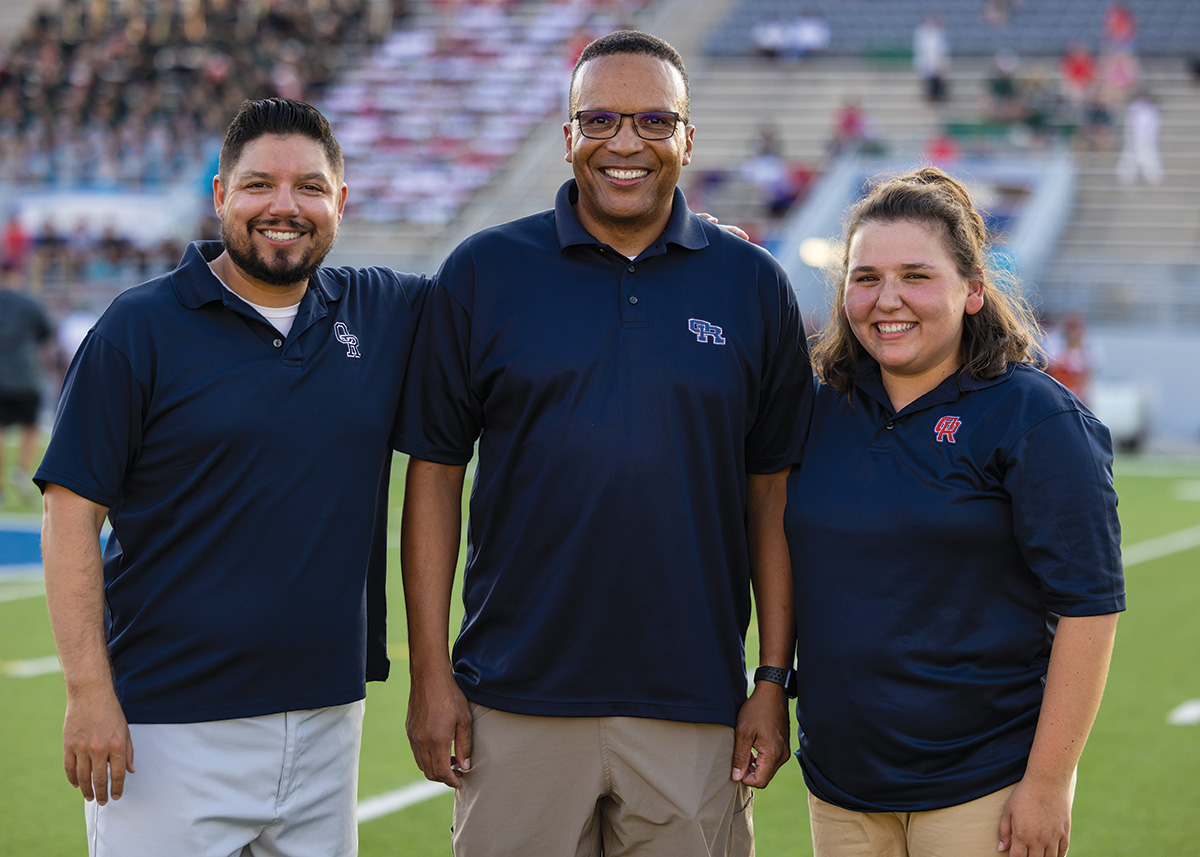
[{"left": 334, "top": 322, "right": 361, "bottom": 358}]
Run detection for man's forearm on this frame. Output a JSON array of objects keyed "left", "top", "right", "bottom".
[
  {"left": 42, "top": 484, "right": 113, "bottom": 694},
  {"left": 401, "top": 457, "right": 468, "bottom": 675},
  {"left": 746, "top": 469, "right": 795, "bottom": 669}
]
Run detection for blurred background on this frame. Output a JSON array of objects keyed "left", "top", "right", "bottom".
[
  {"left": 1, "top": 0, "right": 1199, "bottom": 468},
  {"left": 2, "top": 4, "right": 1200, "bottom": 854}
]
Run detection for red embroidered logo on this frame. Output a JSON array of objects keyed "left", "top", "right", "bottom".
[{"left": 934, "top": 416, "right": 962, "bottom": 443}]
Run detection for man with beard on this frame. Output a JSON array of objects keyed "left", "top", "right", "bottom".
[{"left": 34, "top": 98, "right": 428, "bottom": 857}]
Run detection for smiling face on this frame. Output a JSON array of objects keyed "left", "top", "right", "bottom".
[
  {"left": 214, "top": 133, "right": 347, "bottom": 300},
  {"left": 843, "top": 218, "right": 984, "bottom": 409},
  {"left": 564, "top": 52, "right": 693, "bottom": 255}
]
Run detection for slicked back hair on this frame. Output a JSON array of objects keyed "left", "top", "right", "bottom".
[
  {"left": 219, "top": 98, "right": 344, "bottom": 184},
  {"left": 569, "top": 30, "right": 689, "bottom": 121}
]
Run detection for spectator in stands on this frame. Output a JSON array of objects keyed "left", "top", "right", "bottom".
[
  {"left": 0, "top": 0, "right": 396, "bottom": 197},
  {"left": 1098, "top": 47, "right": 1140, "bottom": 105},
  {"left": 1116, "top": 90, "right": 1164, "bottom": 185},
  {"left": 784, "top": 11, "right": 831, "bottom": 61},
  {"left": 789, "top": 166, "right": 1122, "bottom": 857},
  {"left": 0, "top": 260, "right": 52, "bottom": 505},
  {"left": 398, "top": 30, "right": 811, "bottom": 857},
  {"left": 742, "top": 124, "right": 798, "bottom": 218},
  {"left": 36, "top": 97, "right": 430, "bottom": 856},
  {"left": 1045, "top": 312, "right": 1102, "bottom": 403},
  {"left": 984, "top": 49, "right": 1023, "bottom": 123},
  {"left": 828, "top": 97, "right": 883, "bottom": 157},
  {"left": 913, "top": 15, "right": 950, "bottom": 103},
  {"left": 1059, "top": 43, "right": 1096, "bottom": 113},
  {"left": 1, "top": 214, "right": 32, "bottom": 272},
  {"left": 1104, "top": 2, "right": 1136, "bottom": 53},
  {"left": 1080, "top": 89, "right": 1116, "bottom": 152}
]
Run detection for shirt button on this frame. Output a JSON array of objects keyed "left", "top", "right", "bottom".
[
  {"left": 628, "top": 296, "right": 638, "bottom": 305},
  {"left": 273, "top": 338, "right": 283, "bottom": 348},
  {"left": 885, "top": 421, "right": 895, "bottom": 430},
  {"left": 627, "top": 265, "right": 636, "bottom": 272}
]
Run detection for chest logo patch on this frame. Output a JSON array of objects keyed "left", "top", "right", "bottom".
[
  {"left": 334, "top": 322, "right": 361, "bottom": 358},
  {"left": 934, "top": 415, "right": 962, "bottom": 443},
  {"left": 688, "top": 318, "right": 727, "bottom": 345}
]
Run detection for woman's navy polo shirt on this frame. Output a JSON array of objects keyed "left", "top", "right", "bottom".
[
  {"left": 36, "top": 241, "right": 429, "bottom": 723},
  {"left": 395, "top": 181, "right": 814, "bottom": 727},
  {"left": 785, "top": 362, "right": 1125, "bottom": 811}
]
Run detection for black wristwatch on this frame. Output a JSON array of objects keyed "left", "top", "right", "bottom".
[{"left": 753, "top": 665, "right": 797, "bottom": 698}]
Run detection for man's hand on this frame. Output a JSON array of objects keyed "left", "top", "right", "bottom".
[
  {"left": 63, "top": 685, "right": 134, "bottom": 805},
  {"left": 696, "top": 212, "right": 751, "bottom": 242},
  {"left": 997, "top": 775, "right": 1073, "bottom": 857},
  {"left": 731, "top": 682, "right": 790, "bottom": 788},
  {"left": 406, "top": 670, "right": 474, "bottom": 789}
]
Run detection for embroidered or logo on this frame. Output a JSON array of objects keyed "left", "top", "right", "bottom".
[
  {"left": 934, "top": 415, "right": 962, "bottom": 443},
  {"left": 688, "top": 318, "right": 727, "bottom": 345},
  {"left": 334, "top": 322, "right": 361, "bottom": 358}
]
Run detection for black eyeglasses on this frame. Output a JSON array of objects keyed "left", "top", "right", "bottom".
[{"left": 572, "top": 111, "right": 684, "bottom": 140}]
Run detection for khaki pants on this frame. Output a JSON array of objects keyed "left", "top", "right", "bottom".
[
  {"left": 452, "top": 704, "right": 754, "bottom": 857},
  {"left": 807, "top": 784, "right": 1020, "bottom": 857}
]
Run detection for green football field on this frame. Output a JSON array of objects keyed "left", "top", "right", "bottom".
[{"left": 2, "top": 449, "right": 1198, "bottom": 856}]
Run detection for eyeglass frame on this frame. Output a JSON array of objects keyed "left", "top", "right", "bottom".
[{"left": 570, "top": 110, "right": 686, "bottom": 140}]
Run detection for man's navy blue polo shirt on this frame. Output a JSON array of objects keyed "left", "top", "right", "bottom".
[
  {"left": 785, "top": 362, "right": 1125, "bottom": 811},
  {"left": 36, "top": 241, "right": 429, "bottom": 723},
  {"left": 395, "top": 180, "right": 813, "bottom": 727}
]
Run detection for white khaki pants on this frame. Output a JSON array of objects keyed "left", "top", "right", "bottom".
[{"left": 85, "top": 700, "right": 365, "bottom": 857}]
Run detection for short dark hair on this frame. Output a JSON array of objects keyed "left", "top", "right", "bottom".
[
  {"left": 811, "top": 166, "right": 1044, "bottom": 396},
  {"left": 219, "top": 98, "right": 344, "bottom": 184},
  {"left": 569, "top": 30, "right": 689, "bottom": 121}
]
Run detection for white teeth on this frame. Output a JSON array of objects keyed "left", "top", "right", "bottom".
[
  {"left": 264, "top": 230, "right": 301, "bottom": 241},
  {"left": 877, "top": 322, "right": 916, "bottom": 334},
  {"left": 603, "top": 168, "right": 649, "bottom": 180}
]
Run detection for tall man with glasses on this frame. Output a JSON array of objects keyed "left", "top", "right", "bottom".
[{"left": 396, "top": 30, "right": 813, "bottom": 856}]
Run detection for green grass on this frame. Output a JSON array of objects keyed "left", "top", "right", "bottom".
[{"left": 2, "top": 453, "right": 1199, "bottom": 856}]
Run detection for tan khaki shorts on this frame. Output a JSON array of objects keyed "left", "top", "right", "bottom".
[
  {"left": 452, "top": 704, "right": 754, "bottom": 857},
  {"left": 807, "top": 783, "right": 1021, "bottom": 857}
]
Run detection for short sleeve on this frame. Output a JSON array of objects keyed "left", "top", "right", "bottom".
[
  {"left": 34, "top": 330, "right": 144, "bottom": 506},
  {"left": 1005, "top": 409, "right": 1125, "bottom": 615},
  {"left": 392, "top": 248, "right": 482, "bottom": 464},
  {"left": 745, "top": 269, "right": 813, "bottom": 474}
]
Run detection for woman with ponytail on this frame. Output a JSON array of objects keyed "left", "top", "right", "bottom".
[{"left": 785, "top": 167, "right": 1124, "bottom": 857}]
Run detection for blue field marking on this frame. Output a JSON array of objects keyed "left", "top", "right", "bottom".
[{"left": 0, "top": 527, "right": 42, "bottom": 570}]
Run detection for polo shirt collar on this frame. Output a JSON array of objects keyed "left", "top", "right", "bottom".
[
  {"left": 171, "top": 240, "right": 346, "bottom": 317},
  {"left": 854, "top": 360, "right": 1017, "bottom": 415},
  {"left": 553, "top": 180, "right": 709, "bottom": 256}
]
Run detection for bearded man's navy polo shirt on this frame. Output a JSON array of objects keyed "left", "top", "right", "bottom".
[
  {"left": 395, "top": 180, "right": 813, "bottom": 727},
  {"left": 785, "top": 363, "right": 1125, "bottom": 811},
  {"left": 36, "top": 241, "right": 429, "bottom": 723}
]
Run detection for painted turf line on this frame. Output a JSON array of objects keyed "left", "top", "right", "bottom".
[
  {"left": 1167, "top": 700, "right": 1200, "bottom": 726},
  {"left": 1, "top": 654, "right": 61, "bottom": 678},
  {"left": 357, "top": 781, "right": 452, "bottom": 822},
  {"left": 0, "top": 567, "right": 45, "bottom": 603},
  {"left": 1120, "top": 523, "right": 1200, "bottom": 567}
]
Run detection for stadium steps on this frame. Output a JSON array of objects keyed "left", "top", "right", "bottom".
[
  {"left": 1045, "top": 65, "right": 1200, "bottom": 314},
  {"left": 330, "top": 0, "right": 739, "bottom": 275}
]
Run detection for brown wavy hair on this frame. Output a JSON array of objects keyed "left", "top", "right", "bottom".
[{"left": 810, "top": 166, "right": 1045, "bottom": 395}]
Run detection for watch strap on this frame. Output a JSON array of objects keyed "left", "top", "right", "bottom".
[{"left": 753, "top": 665, "right": 797, "bottom": 698}]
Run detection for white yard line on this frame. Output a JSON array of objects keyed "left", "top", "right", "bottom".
[
  {"left": 1167, "top": 700, "right": 1200, "bottom": 726},
  {"left": 1121, "top": 524, "right": 1200, "bottom": 567},
  {"left": 0, "top": 654, "right": 61, "bottom": 677},
  {"left": 357, "top": 781, "right": 452, "bottom": 822}
]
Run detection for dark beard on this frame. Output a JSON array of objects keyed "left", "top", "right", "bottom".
[{"left": 220, "top": 218, "right": 334, "bottom": 288}]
